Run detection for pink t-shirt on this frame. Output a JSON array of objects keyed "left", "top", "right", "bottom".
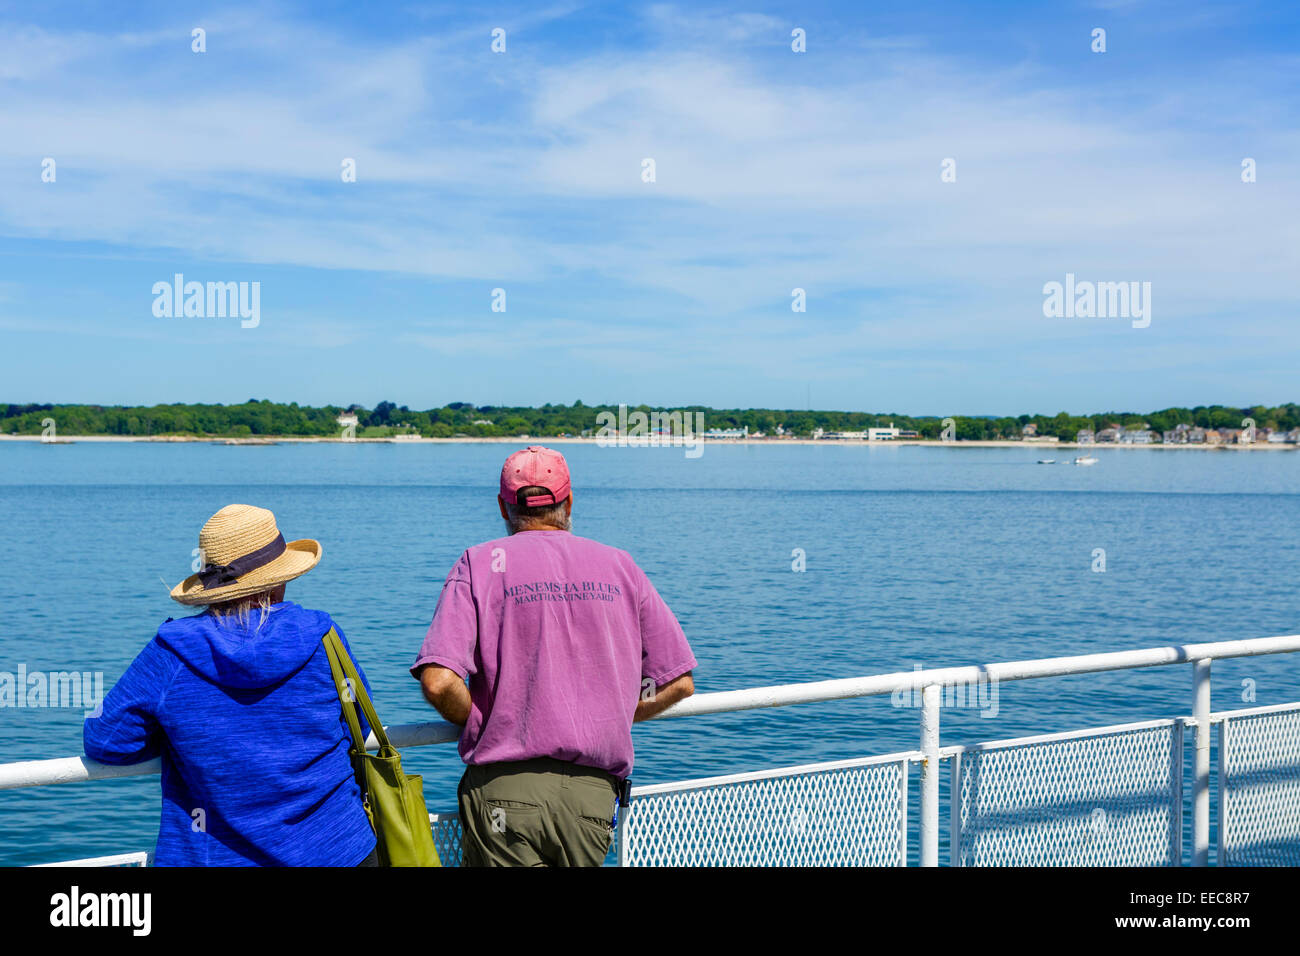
[{"left": 411, "top": 530, "right": 696, "bottom": 779}]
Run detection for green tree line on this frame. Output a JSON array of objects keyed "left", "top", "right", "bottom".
[{"left": 4, "top": 400, "right": 1297, "bottom": 440}]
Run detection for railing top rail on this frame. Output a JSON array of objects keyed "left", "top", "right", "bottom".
[
  {"left": 2, "top": 632, "right": 1299, "bottom": 793},
  {"left": 935, "top": 716, "right": 1183, "bottom": 757},
  {"left": 660, "top": 633, "right": 1300, "bottom": 721},
  {"left": 1209, "top": 700, "right": 1300, "bottom": 722}
]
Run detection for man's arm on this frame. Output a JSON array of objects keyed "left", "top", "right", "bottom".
[
  {"left": 418, "top": 665, "right": 471, "bottom": 726},
  {"left": 634, "top": 671, "right": 694, "bottom": 722}
]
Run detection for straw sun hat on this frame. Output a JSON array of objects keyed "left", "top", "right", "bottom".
[{"left": 170, "top": 504, "right": 322, "bottom": 606}]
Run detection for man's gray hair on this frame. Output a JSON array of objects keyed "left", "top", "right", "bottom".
[{"left": 504, "top": 486, "right": 572, "bottom": 534}]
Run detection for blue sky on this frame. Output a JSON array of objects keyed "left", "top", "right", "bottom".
[{"left": 0, "top": 1, "right": 1297, "bottom": 415}]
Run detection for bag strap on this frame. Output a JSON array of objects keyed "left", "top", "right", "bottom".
[{"left": 323, "top": 626, "right": 392, "bottom": 753}]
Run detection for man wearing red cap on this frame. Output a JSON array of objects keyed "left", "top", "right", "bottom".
[{"left": 411, "top": 445, "right": 697, "bottom": 866}]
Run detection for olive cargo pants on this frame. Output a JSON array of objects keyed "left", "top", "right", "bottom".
[{"left": 457, "top": 757, "right": 618, "bottom": 867}]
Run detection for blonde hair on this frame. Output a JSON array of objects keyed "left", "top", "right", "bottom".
[{"left": 205, "top": 589, "right": 278, "bottom": 631}]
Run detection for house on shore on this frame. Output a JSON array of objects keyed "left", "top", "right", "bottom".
[{"left": 1023, "top": 421, "right": 1058, "bottom": 442}]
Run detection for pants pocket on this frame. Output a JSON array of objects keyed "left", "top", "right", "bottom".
[
  {"left": 565, "top": 812, "right": 613, "bottom": 866},
  {"left": 484, "top": 799, "right": 541, "bottom": 837},
  {"left": 574, "top": 814, "right": 613, "bottom": 836}
]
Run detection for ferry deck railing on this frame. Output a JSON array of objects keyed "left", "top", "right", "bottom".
[{"left": 2, "top": 633, "right": 1299, "bottom": 866}]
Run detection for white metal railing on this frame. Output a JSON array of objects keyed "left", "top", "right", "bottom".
[
  {"left": 3, "top": 632, "right": 1300, "bottom": 866},
  {"left": 29, "top": 851, "right": 150, "bottom": 868}
]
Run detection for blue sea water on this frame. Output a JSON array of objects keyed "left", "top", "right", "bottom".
[{"left": 0, "top": 441, "right": 1297, "bottom": 866}]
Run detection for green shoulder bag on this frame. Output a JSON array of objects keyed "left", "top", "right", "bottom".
[{"left": 323, "top": 627, "right": 441, "bottom": 867}]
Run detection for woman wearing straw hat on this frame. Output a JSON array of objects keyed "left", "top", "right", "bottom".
[{"left": 84, "top": 504, "right": 379, "bottom": 866}]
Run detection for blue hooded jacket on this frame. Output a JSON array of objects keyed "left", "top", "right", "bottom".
[{"left": 84, "top": 602, "right": 377, "bottom": 867}]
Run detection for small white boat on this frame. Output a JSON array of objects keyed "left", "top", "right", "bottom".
[
  {"left": 1073, "top": 456, "right": 1098, "bottom": 466},
  {"left": 1037, "top": 459, "right": 1056, "bottom": 465}
]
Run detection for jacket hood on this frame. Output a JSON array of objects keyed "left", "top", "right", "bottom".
[{"left": 156, "top": 602, "right": 333, "bottom": 690}]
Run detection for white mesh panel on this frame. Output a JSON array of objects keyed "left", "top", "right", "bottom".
[
  {"left": 619, "top": 756, "right": 910, "bottom": 866},
  {"left": 1219, "top": 707, "right": 1300, "bottom": 866},
  {"left": 430, "top": 811, "right": 463, "bottom": 867},
  {"left": 956, "top": 722, "right": 1182, "bottom": 866}
]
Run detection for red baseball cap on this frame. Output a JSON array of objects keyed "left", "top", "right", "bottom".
[{"left": 500, "top": 445, "right": 571, "bottom": 507}]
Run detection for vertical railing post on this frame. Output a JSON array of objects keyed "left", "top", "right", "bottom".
[
  {"left": 949, "top": 750, "right": 963, "bottom": 867},
  {"left": 920, "top": 683, "right": 941, "bottom": 867},
  {"left": 898, "top": 758, "right": 909, "bottom": 867},
  {"left": 1216, "top": 719, "right": 1229, "bottom": 866},
  {"left": 1192, "top": 659, "right": 1212, "bottom": 866}
]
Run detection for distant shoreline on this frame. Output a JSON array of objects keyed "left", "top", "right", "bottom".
[{"left": 2, "top": 435, "right": 1295, "bottom": 450}]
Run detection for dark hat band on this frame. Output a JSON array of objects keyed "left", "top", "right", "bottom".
[{"left": 197, "top": 533, "right": 286, "bottom": 589}]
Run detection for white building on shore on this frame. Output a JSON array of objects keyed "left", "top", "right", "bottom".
[{"left": 822, "top": 430, "right": 868, "bottom": 440}]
